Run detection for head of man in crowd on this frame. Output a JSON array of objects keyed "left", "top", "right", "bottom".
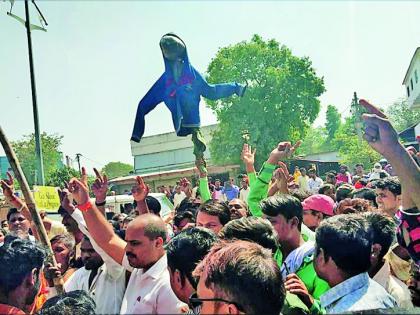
[
  {"left": 58, "top": 207, "right": 80, "bottom": 235},
  {"left": 227, "top": 199, "right": 249, "bottom": 220},
  {"left": 302, "top": 194, "right": 335, "bottom": 231},
  {"left": 38, "top": 290, "right": 96, "bottom": 315},
  {"left": 214, "top": 179, "right": 221, "bottom": 189},
  {"left": 0, "top": 237, "right": 46, "bottom": 311},
  {"left": 355, "top": 163, "right": 364, "bottom": 176},
  {"left": 300, "top": 167, "right": 307, "bottom": 177},
  {"left": 375, "top": 177, "right": 401, "bottom": 216},
  {"left": 379, "top": 158, "right": 388, "bottom": 169},
  {"left": 336, "top": 184, "right": 354, "bottom": 203},
  {"left": 7, "top": 208, "right": 30, "bottom": 236},
  {"left": 166, "top": 227, "right": 218, "bottom": 305},
  {"left": 173, "top": 211, "right": 196, "bottom": 235},
  {"left": 308, "top": 168, "right": 317, "bottom": 179},
  {"left": 260, "top": 195, "right": 303, "bottom": 253},
  {"left": 352, "top": 187, "right": 378, "bottom": 208},
  {"left": 80, "top": 236, "right": 103, "bottom": 271},
  {"left": 219, "top": 216, "right": 279, "bottom": 254},
  {"left": 362, "top": 212, "right": 396, "bottom": 278},
  {"left": 1, "top": 219, "right": 8, "bottom": 230},
  {"left": 339, "top": 165, "right": 349, "bottom": 174},
  {"left": 193, "top": 240, "right": 285, "bottom": 315},
  {"left": 125, "top": 213, "right": 167, "bottom": 269},
  {"left": 326, "top": 172, "right": 337, "bottom": 185},
  {"left": 50, "top": 234, "right": 76, "bottom": 275},
  {"left": 319, "top": 184, "right": 336, "bottom": 201},
  {"left": 314, "top": 214, "right": 372, "bottom": 287},
  {"left": 196, "top": 200, "right": 231, "bottom": 234},
  {"left": 241, "top": 177, "right": 249, "bottom": 190},
  {"left": 335, "top": 198, "right": 372, "bottom": 215}
]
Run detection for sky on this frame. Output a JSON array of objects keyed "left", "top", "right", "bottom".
[{"left": 0, "top": 1, "right": 419, "bottom": 173}]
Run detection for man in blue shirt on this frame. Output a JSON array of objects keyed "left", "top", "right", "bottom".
[
  {"left": 222, "top": 178, "right": 240, "bottom": 201},
  {"left": 313, "top": 214, "right": 397, "bottom": 313}
]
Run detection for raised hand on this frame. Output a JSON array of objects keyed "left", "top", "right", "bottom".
[
  {"left": 131, "top": 176, "right": 149, "bottom": 202},
  {"left": 284, "top": 273, "right": 314, "bottom": 309},
  {"left": 58, "top": 187, "right": 76, "bottom": 214},
  {"left": 267, "top": 141, "right": 302, "bottom": 165},
  {"left": 92, "top": 168, "right": 108, "bottom": 203},
  {"left": 0, "top": 172, "right": 14, "bottom": 199},
  {"left": 241, "top": 143, "right": 256, "bottom": 173},
  {"left": 68, "top": 167, "right": 90, "bottom": 205},
  {"left": 359, "top": 99, "right": 400, "bottom": 157}
]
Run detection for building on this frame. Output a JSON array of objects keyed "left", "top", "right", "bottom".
[
  {"left": 399, "top": 122, "right": 420, "bottom": 151},
  {"left": 109, "top": 124, "right": 240, "bottom": 193},
  {"left": 403, "top": 47, "right": 420, "bottom": 109}
]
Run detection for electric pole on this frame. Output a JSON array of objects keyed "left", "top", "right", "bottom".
[
  {"left": 350, "top": 91, "right": 363, "bottom": 143},
  {"left": 75, "top": 153, "right": 82, "bottom": 175}
]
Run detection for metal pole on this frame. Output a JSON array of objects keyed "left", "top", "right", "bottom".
[
  {"left": 76, "top": 153, "right": 82, "bottom": 175},
  {"left": 24, "top": 0, "right": 45, "bottom": 185}
]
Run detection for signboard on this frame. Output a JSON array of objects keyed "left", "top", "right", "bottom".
[{"left": 33, "top": 186, "right": 60, "bottom": 212}]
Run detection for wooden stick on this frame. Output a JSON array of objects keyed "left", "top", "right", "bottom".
[{"left": 0, "top": 126, "right": 64, "bottom": 294}]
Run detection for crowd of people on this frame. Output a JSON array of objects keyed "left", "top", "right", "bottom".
[{"left": 0, "top": 100, "right": 420, "bottom": 315}]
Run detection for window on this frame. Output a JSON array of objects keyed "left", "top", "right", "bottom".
[
  {"left": 411, "top": 78, "right": 414, "bottom": 90},
  {"left": 407, "top": 86, "right": 410, "bottom": 97},
  {"left": 415, "top": 69, "right": 418, "bottom": 84}
]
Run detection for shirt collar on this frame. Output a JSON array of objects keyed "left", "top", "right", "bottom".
[
  {"left": 372, "top": 260, "right": 391, "bottom": 288},
  {"left": 143, "top": 254, "right": 167, "bottom": 280},
  {"left": 321, "top": 272, "right": 370, "bottom": 308}
]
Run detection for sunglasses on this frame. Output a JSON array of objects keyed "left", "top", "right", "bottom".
[{"left": 189, "top": 293, "right": 244, "bottom": 312}]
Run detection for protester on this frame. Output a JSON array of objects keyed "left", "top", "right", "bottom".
[
  {"left": 166, "top": 227, "right": 218, "bottom": 312},
  {"left": 227, "top": 198, "right": 249, "bottom": 220},
  {"left": 302, "top": 194, "right": 335, "bottom": 231},
  {"left": 298, "top": 167, "right": 310, "bottom": 193},
  {"left": 196, "top": 200, "right": 231, "bottom": 234},
  {"left": 239, "top": 177, "right": 250, "bottom": 203},
  {"left": 375, "top": 177, "right": 402, "bottom": 217},
  {"left": 335, "top": 198, "right": 372, "bottom": 215},
  {"left": 50, "top": 233, "right": 78, "bottom": 283},
  {"left": 336, "top": 184, "right": 354, "bottom": 203},
  {"left": 314, "top": 214, "right": 397, "bottom": 313},
  {"left": 173, "top": 185, "right": 187, "bottom": 208},
  {"left": 354, "top": 163, "right": 366, "bottom": 178},
  {"left": 212, "top": 179, "right": 225, "bottom": 201},
  {"left": 0, "top": 227, "right": 7, "bottom": 244},
  {"left": 325, "top": 172, "right": 337, "bottom": 186},
  {"left": 318, "top": 184, "right": 336, "bottom": 201},
  {"left": 364, "top": 212, "right": 413, "bottom": 308},
  {"left": 1, "top": 219, "right": 9, "bottom": 230},
  {"left": 352, "top": 187, "right": 378, "bottom": 208},
  {"left": 66, "top": 168, "right": 186, "bottom": 314},
  {"left": 221, "top": 178, "right": 239, "bottom": 201},
  {"left": 39, "top": 290, "right": 96, "bottom": 315},
  {"left": 261, "top": 195, "right": 330, "bottom": 302},
  {"left": 192, "top": 240, "right": 286, "bottom": 315},
  {"left": 336, "top": 165, "right": 352, "bottom": 184},
  {"left": 0, "top": 236, "right": 46, "bottom": 315},
  {"left": 308, "top": 169, "right": 324, "bottom": 194},
  {"left": 173, "top": 211, "right": 195, "bottom": 235}
]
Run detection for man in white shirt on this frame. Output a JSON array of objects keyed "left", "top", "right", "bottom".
[
  {"left": 173, "top": 185, "right": 186, "bottom": 208},
  {"left": 239, "top": 177, "right": 250, "bottom": 203},
  {"left": 67, "top": 170, "right": 187, "bottom": 314},
  {"left": 307, "top": 169, "right": 324, "bottom": 194}
]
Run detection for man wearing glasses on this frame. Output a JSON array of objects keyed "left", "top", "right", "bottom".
[{"left": 192, "top": 240, "right": 285, "bottom": 315}]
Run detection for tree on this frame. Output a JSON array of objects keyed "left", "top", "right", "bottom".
[
  {"left": 332, "top": 117, "right": 380, "bottom": 169},
  {"left": 47, "top": 166, "right": 80, "bottom": 188},
  {"left": 206, "top": 35, "right": 325, "bottom": 167},
  {"left": 12, "top": 132, "right": 64, "bottom": 186},
  {"left": 299, "top": 126, "right": 329, "bottom": 155},
  {"left": 325, "top": 105, "right": 341, "bottom": 140},
  {"left": 102, "top": 162, "right": 133, "bottom": 179},
  {"left": 386, "top": 98, "right": 420, "bottom": 132}
]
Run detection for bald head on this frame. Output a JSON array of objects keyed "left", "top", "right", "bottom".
[{"left": 128, "top": 214, "right": 167, "bottom": 242}]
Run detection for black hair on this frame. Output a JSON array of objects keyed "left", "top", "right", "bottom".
[
  {"left": 146, "top": 196, "right": 161, "bottom": 215},
  {"left": 355, "top": 163, "right": 364, "bottom": 168},
  {"left": 197, "top": 200, "right": 231, "bottom": 226},
  {"left": 362, "top": 212, "right": 396, "bottom": 260},
  {"left": 336, "top": 185, "right": 354, "bottom": 203},
  {"left": 0, "top": 236, "right": 46, "bottom": 292},
  {"left": 219, "top": 216, "right": 279, "bottom": 254},
  {"left": 176, "top": 198, "right": 200, "bottom": 215},
  {"left": 166, "top": 227, "right": 218, "bottom": 288},
  {"left": 260, "top": 195, "right": 303, "bottom": 230},
  {"left": 108, "top": 220, "right": 120, "bottom": 232},
  {"left": 173, "top": 211, "right": 195, "bottom": 228},
  {"left": 375, "top": 177, "right": 401, "bottom": 196},
  {"left": 315, "top": 214, "right": 372, "bottom": 277},
  {"left": 319, "top": 184, "right": 335, "bottom": 195},
  {"left": 6, "top": 208, "right": 20, "bottom": 222},
  {"left": 352, "top": 188, "right": 378, "bottom": 208},
  {"left": 39, "top": 290, "right": 96, "bottom": 315}
]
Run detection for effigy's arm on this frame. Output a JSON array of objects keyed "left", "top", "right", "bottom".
[
  {"left": 131, "top": 75, "right": 165, "bottom": 142},
  {"left": 193, "top": 68, "right": 244, "bottom": 100}
]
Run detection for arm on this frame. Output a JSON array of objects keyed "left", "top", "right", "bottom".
[
  {"left": 194, "top": 68, "right": 241, "bottom": 100},
  {"left": 360, "top": 100, "right": 420, "bottom": 208},
  {"left": 68, "top": 168, "right": 127, "bottom": 266},
  {"left": 196, "top": 160, "right": 212, "bottom": 203},
  {"left": 131, "top": 176, "right": 150, "bottom": 215}
]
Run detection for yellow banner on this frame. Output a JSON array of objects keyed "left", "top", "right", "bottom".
[{"left": 33, "top": 186, "right": 60, "bottom": 212}]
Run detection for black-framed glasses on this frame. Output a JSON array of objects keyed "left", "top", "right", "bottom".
[{"left": 189, "top": 293, "right": 244, "bottom": 312}]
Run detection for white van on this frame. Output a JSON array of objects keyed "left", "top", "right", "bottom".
[{"left": 103, "top": 193, "right": 174, "bottom": 220}]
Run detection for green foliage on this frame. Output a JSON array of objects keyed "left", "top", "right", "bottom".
[
  {"left": 206, "top": 34, "right": 325, "bottom": 168},
  {"left": 332, "top": 117, "right": 380, "bottom": 169},
  {"left": 386, "top": 98, "right": 420, "bottom": 132},
  {"left": 102, "top": 162, "right": 133, "bottom": 179},
  {"left": 325, "top": 105, "right": 341, "bottom": 140},
  {"left": 299, "top": 126, "right": 329, "bottom": 155},
  {"left": 47, "top": 166, "right": 80, "bottom": 188},
  {"left": 11, "top": 132, "right": 64, "bottom": 187}
]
